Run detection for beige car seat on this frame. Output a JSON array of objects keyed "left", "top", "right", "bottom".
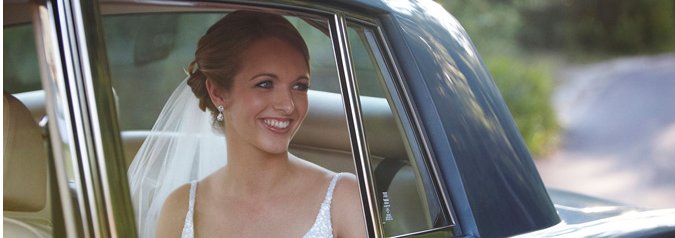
[{"left": 3, "top": 92, "right": 52, "bottom": 237}]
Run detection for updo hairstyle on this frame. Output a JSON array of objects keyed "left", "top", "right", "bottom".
[{"left": 186, "top": 11, "right": 310, "bottom": 124}]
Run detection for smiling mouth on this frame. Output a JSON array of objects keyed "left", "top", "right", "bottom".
[{"left": 263, "top": 119, "right": 290, "bottom": 129}]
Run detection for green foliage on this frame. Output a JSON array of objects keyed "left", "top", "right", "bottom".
[
  {"left": 519, "top": 0, "right": 675, "bottom": 55},
  {"left": 438, "top": 0, "right": 560, "bottom": 156},
  {"left": 438, "top": 0, "right": 675, "bottom": 156},
  {"left": 440, "top": 0, "right": 523, "bottom": 55}
]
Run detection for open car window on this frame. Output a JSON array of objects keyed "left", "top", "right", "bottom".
[
  {"left": 103, "top": 12, "right": 342, "bottom": 131},
  {"left": 102, "top": 11, "right": 358, "bottom": 172}
]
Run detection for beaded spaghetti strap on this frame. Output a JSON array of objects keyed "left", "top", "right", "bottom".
[
  {"left": 181, "top": 181, "right": 197, "bottom": 238},
  {"left": 303, "top": 173, "right": 342, "bottom": 238}
]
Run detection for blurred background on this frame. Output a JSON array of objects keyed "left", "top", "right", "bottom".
[{"left": 438, "top": 0, "right": 675, "bottom": 209}]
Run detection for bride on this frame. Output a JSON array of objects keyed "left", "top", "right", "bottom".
[{"left": 128, "top": 11, "right": 366, "bottom": 238}]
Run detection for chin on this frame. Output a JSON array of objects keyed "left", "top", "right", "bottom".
[{"left": 259, "top": 142, "right": 291, "bottom": 156}]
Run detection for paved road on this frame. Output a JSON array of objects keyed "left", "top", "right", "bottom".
[{"left": 535, "top": 53, "right": 675, "bottom": 209}]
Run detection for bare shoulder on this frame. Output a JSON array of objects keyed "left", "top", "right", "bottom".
[
  {"left": 156, "top": 183, "right": 191, "bottom": 238},
  {"left": 333, "top": 173, "right": 367, "bottom": 238},
  {"left": 289, "top": 154, "right": 334, "bottom": 175},
  {"left": 332, "top": 173, "right": 360, "bottom": 210},
  {"left": 334, "top": 173, "right": 359, "bottom": 197}
]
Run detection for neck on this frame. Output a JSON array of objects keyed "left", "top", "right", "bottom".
[{"left": 219, "top": 139, "right": 295, "bottom": 197}]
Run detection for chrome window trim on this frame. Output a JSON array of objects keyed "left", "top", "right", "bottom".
[
  {"left": 343, "top": 14, "right": 457, "bottom": 236},
  {"left": 56, "top": 1, "right": 106, "bottom": 235},
  {"left": 389, "top": 226, "right": 454, "bottom": 238},
  {"left": 98, "top": 0, "right": 337, "bottom": 17},
  {"left": 330, "top": 12, "right": 381, "bottom": 238},
  {"left": 70, "top": 0, "right": 136, "bottom": 236},
  {"left": 34, "top": 1, "right": 87, "bottom": 236},
  {"left": 35, "top": 0, "right": 136, "bottom": 236},
  {"left": 371, "top": 22, "right": 457, "bottom": 228}
]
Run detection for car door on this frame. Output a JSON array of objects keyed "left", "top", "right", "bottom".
[{"left": 14, "top": 0, "right": 457, "bottom": 237}]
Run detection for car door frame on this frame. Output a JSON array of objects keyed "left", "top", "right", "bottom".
[
  {"left": 33, "top": 0, "right": 134, "bottom": 237},
  {"left": 31, "top": 0, "right": 457, "bottom": 237}
]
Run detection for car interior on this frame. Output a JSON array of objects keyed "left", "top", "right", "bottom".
[
  {"left": 3, "top": 92, "right": 53, "bottom": 238},
  {"left": 7, "top": 88, "right": 433, "bottom": 236},
  {"left": 4, "top": 3, "right": 445, "bottom": 237}
]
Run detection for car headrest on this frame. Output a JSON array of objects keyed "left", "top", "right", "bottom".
[
  {"left": 3, "top": 92, "right": 48, "bottom": 212},
  {"left": 293, "top": 90, "right": 406, "bottom": 159},
  {"left": 293, "top": 90, "right": 351, "bottom": 152}
]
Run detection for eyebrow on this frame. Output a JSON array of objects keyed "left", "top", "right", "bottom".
[
  {"left": 250, "top": 73, "right": 310, "bottom": 81},
  {"left": 250, "top": 73, "right": 277, "bottom": 81}
]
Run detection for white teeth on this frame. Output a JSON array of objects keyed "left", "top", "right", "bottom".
[{"left": 264, "top": 119, "right": 290, "bottom": 129}]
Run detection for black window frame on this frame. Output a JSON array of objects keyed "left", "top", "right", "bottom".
[{"left": 341, "top": 14, "right": 456, "bottom": 237}]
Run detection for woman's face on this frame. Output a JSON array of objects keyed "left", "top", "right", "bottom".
[{"left": 217, "top": 37, "right": 310, "bottom": 155}]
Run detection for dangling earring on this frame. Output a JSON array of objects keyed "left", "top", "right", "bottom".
[{"left": 216, "top": 105, "right": 224, "bottom": 122}]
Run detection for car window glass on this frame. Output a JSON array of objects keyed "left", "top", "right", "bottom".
[
  {"left": 3, "top": 24, "right": 42, "bottom": 93},
  {"left": 347, "top": 22, "right": 451, "bottom": 236},
  {"left": 103, "top": 13, "right": 222, "bottom": 130},
  {"left": 3, "top": 21, "right": 68, "bottom": 237}
]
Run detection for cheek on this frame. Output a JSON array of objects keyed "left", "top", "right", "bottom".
[
  {"left": 295, "top": 96, "right": 309, "bottom": 117},
  {"left": 226, "top": 96, "right": 262, "bottom": 121},
  {"left": 234, "top": 92, "right": 266, "bottom": 110}
]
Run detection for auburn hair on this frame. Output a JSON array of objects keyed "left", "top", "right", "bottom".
[{"left": 186, "top": 11, "right": 309, "bottom": 124}]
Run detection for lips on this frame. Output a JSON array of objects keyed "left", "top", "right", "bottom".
[{"left": 263, "top": 118, "right": 291, "bottom": 130}]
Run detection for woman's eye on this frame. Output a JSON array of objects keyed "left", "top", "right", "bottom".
[
  {"left": 293, "top": 82, "right": 309, "bottom": 91},
  {"left": 256, "top": 81, "right": 273, "bottom": 89}
]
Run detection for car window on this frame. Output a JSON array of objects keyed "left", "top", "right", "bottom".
[
  {"left": 3, "top": 21, "right": 68, "bottom": 237},
  {"left": 103, "top": 13, "right": 342, "bottom": 131},
  {"left": 103, "top": 11, "right": 359, "bottom": 171},
  {"left": 346, "top": 22, "right": 452, "bottom": 236},
  {"left": 103, "top": 13, "right": 221, "bottom": 130},
  {"left": 3, "top": 23, "right": 42, "bottom": 94}
]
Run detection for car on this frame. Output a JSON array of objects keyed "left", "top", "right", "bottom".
[{"left": 4, "top": 0, "right": 675, "bottom": 237}]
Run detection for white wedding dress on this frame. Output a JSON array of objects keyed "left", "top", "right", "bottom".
[
  {"left": 128, "top": 77, "right": 229, "bottom": 238},
  {"left": 129, "top": 77, "right": 340, "bottom": 238},
  {"left": 180, "top": 173, "right": 343, "bottom": 238}
]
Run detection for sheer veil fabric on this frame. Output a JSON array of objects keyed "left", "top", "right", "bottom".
[{"left": 127, "top": 77, "right": 228, "bottom": 238}]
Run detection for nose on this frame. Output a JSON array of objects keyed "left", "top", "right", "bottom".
[{"left": 272, "top": 89, "right": 295, "bottom": 114}]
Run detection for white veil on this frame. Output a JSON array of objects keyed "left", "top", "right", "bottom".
[{"left": 127, "top": 76, "right": 228, "bottom": 238}]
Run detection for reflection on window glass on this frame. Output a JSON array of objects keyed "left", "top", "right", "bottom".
[
  {"left": 3, "top": 22, "right": 68, "bottom": 237},
  {"left": 3, "top": 24, "right": 41, "bottom": 93},
  {"left": 347, "top": 23, "right": 450, "bottom": 237}
]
